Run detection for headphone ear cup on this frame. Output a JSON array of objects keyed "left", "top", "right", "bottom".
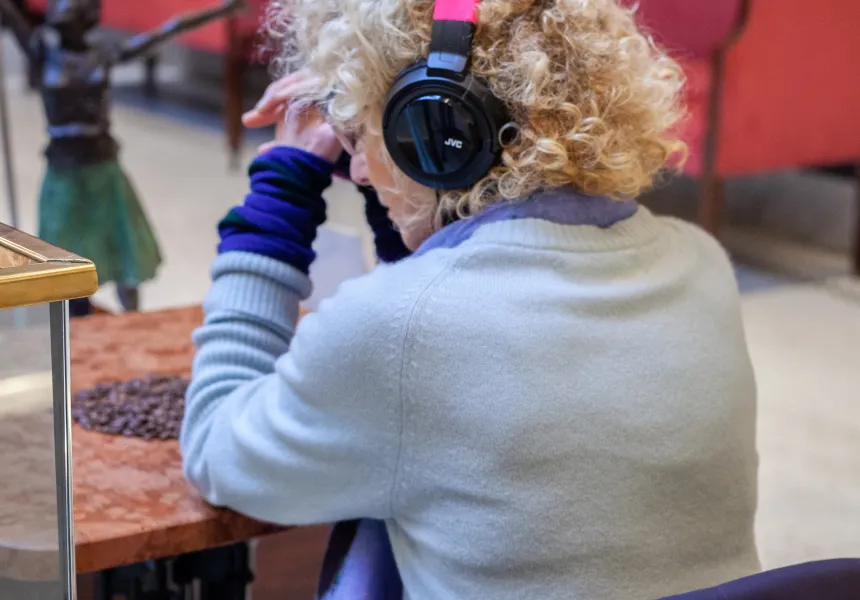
[
  {"left": 383, "top": 63, "right": 508, "bottom": 190},
  {"left": 382, "top": 60, "right": 428, "bottom": 131}
]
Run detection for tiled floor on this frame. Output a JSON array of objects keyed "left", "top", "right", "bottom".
[
  {"left": 744, "top": 279, "right": 860, "bottom": 568},
  {"left": 2, "top": 34, "right": 860, "bottom": 597}
]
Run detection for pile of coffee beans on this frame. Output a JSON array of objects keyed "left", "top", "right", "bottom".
[{"left": 71, "top": 375, "right": 189, "bottom": 440}]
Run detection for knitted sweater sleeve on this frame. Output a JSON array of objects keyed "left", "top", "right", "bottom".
[{"left": 179, "top": 249, "right": 437, "bottom": 525}]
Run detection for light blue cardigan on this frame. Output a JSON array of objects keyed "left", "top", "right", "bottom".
[{"left": 182, "top": 190, "right": 760, "bottom": 599}]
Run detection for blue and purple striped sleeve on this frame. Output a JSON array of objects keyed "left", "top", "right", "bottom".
[{"left": 217, "top": 146, "right": 334, "bottom": 274}]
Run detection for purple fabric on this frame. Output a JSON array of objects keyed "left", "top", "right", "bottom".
[
  {"left": 661, "top": 559, "right": 860, "bottom": 600},
  {"left": 413, "top": 188, "right": 637, "bottom": 258},
  {"left": 317, "top": 188, "right": 637, "bottom": 600},
  {"left": 218, "top": 146, "right": 332, "bottom": 274},
  {"left": 333, "top": 151, "right": 353, "bottom": 180},
  {"left": 358, "top": 185, "right": 412, "bottom": 263},
  {"left": 318, "top": 520, "right": 403, "bottom": 600}
]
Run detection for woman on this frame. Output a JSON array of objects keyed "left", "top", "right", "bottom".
[{"left": 181, "top": 0, "right": 760, "bottom": 598}]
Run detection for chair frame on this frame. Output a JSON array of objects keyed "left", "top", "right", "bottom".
[{"left": 698, "top": 0, "right": 751, "bottom": 233}]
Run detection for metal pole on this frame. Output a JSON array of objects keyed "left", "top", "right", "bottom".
[
  {"left": 50, "top": 301, "right": 78, "bottom": 600},
  {"left": 0, "top": 32, "right": 19, "bottom": 228}
]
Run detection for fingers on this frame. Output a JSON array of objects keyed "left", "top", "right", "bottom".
[
  {"left": 256, "top": 141, "right": 278, "bottom": 155},
  {"left": 284, "top": 100, "right": 327, "bottom": 129},
  {"left": 243, "top": 69, "right": 323, "bottom": 128},
  {"left": 243, "top": 77, "right": 295, "bottom": 127},
  {"left": 256, "top": 117, "right": 286, "bottom": 154},
  {"left": 242, "top": 103, "right": 284, "bottom": 129}
]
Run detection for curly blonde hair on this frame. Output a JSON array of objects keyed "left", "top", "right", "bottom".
[{"left": 267, "top": 0, "right": 687, "bottom": 221}]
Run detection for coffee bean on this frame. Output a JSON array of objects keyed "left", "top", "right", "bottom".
[{"left": 72, "top": 375, "right": 189, "bottom": 441}]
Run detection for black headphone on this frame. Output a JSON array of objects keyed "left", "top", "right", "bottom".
[{"left": 382, "top": 0, "right": 510, "bottom": 191}]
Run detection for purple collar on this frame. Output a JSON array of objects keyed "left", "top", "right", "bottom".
[{"left": 413, "top": 188, "right": 638, "bottom": 258}]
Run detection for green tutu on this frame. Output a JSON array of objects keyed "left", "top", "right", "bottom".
[{"left": 38, "top": 160, "right": 162, "bottom": 287}]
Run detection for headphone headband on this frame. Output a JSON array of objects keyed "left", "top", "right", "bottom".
[
  {"left": 433, "top": 0, "right": 478, "bottom": 23},
  {"left": 428, "top": 0, "right": 480, "bottom": 78}
]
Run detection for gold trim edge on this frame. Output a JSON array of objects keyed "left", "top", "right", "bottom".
[
  {"left": 0, "top": 223, "right": 99, "bottom": 309},
  {"left": 0, "top": 263, "right": 98, "bottom": 309},
  {"left": 0, "top": 222, "right": 93, "bottom": 264}
]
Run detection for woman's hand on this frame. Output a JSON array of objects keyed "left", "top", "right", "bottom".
[
  {"left": 243, "top": 70, "right": 318, "bottom": 128},
  {"left": 259, "top": 105, "right": 343, "bottom": 163},
  {"left": 244, "top": 70, "right": 343, "bottom": 163}
]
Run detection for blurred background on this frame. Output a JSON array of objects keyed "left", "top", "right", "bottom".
[{"left": 0, "top": 0, "right": 858, "bottom": 598}]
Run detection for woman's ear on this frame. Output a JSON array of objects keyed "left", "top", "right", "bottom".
[
  {"left": 350, "top": 152, "right": 372, "bottom": 186},
  {"left": 350, "top": 139, "right": 372, "bottom": 186}
]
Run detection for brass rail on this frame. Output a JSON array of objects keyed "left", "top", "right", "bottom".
[{"left": 0, "top": 223, "right": 98, "bottom": 309}]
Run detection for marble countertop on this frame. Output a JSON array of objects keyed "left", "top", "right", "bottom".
[
  {"left": 0, "top": 306, "right": 285, "bottom": 578},
  {"left": 70, "top": 306, "right": 283, "bottom": 573}
]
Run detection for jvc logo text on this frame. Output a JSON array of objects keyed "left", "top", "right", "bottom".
[{"left": 444, "top": 138, "right": 464, "bottom": 149}]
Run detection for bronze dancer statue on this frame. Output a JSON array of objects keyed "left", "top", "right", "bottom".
[{"left": 0, "top": 0, "right": 243, "bottom": 315}]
